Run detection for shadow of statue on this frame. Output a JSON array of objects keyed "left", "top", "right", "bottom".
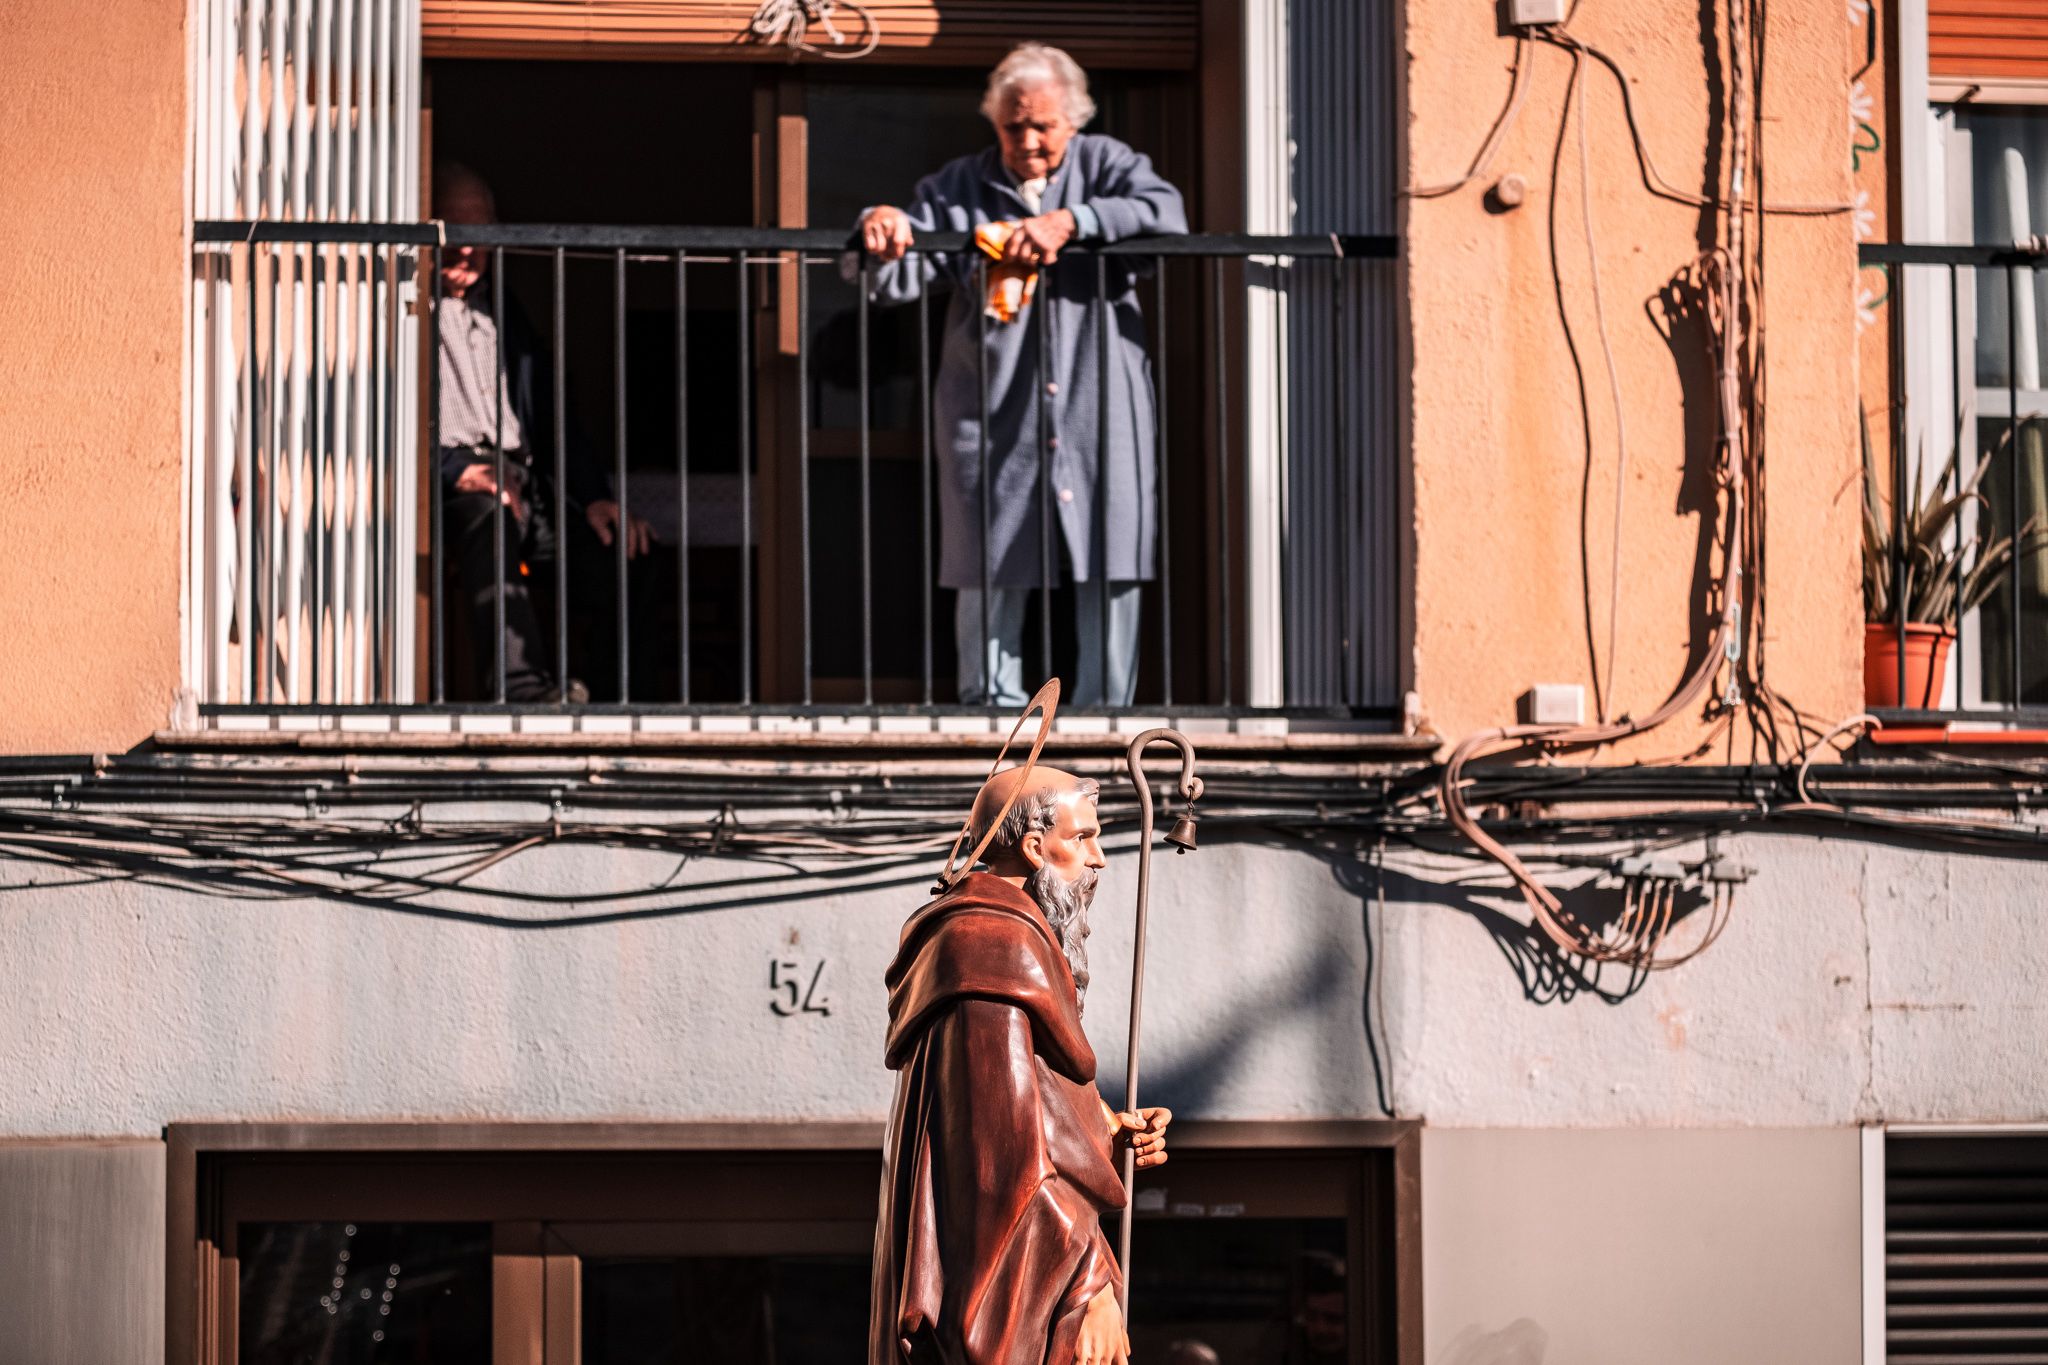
[{"left": 1438, "top": 1318, "right": 1550, "bottom": 1365}]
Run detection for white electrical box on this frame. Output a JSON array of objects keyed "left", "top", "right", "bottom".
[
  {"left": 1509, "top": 0, "right": 1568, "bottom": 25},
  {"left": 1522, "top": 683, "right": 1586, "bottom": 726}
]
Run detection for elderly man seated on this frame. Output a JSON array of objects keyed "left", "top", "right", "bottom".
[
  {"left": 434, "top": 162, "right": 650, "bottom": 703},
  {"left": 857, "top": 43, "right": 1187, "bottom": 708}
]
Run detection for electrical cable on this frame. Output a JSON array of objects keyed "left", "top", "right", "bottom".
[
  {"left": 1404, "top": 37, "right": 1534, "bottom": 200},
  {"left": 1438, "top": 0, "right": 1759, "bottom": 968},
  {"left": 1794, "top": 713, "right": 1882, "bottom": 804},
  {"left": 1535, "top": 29, "right": 1849, "bottom": 217},
  {"left": 1558, "top": 30, "right": 1634, "bottom": 723}
]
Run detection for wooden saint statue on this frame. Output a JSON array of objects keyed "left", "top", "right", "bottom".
[{"left": 870, "top": 762, "right": 1173, "bottom": 1365}]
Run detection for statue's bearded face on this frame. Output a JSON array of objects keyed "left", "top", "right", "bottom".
[{"left": 1024, "top": 793, "right": 1103, "bottom": 1011}]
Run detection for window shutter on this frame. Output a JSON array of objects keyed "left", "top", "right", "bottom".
[
  {"left": 188, "top": 0, "right": 425, "bottom": 706},
  {"left": 1931, "top": 1, "right": 2048, "bottom": 84},
  {"left": 1887, "top": 1132, "right": 2048, "bottom": 1362},
  {"left": 420, "top": 0, "right": 1198, "bottom": 68}
]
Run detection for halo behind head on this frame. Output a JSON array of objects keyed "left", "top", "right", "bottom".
[{"left": 934, "top": 677, "right": 1061, "bottom": 891}]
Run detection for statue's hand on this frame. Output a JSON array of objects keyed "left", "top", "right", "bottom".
[
  {"left": 1075, "top": 1284, "right": 1129, "bottom": 1365},
  {"left": 1113, "top": 1106, "right": 1173, "bottom": 1169}
]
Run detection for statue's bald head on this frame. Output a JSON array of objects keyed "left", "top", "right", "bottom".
[{"left": 970, "top": 765, "right": 1099, "bottom": 874}]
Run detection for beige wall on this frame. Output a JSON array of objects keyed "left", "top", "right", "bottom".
[
  {"left": 0, "top": 0, "right": 187, "bottom": 755},
  {"left": 1403, "top": 5, "right": 1863, "bottom": 755},
  {"left": 1422, "top": 1128, "right": 1863, "bottom": 1364},
  {"left": 0, "top": 1142, "right": 166, "bottom": 1365}
]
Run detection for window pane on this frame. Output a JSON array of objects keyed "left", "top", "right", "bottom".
[
  {"left": 237, "top": 1222, "right": 491, "bottom": 1365},
  {"left": 1962, "top": 111, "right": 2048, "bottom": 705},
  {"left": 1969, "top": 112, "right": 2048, "bottom": 392},
  {"left": 1126, "top": 1217, "right": 1351, "bottom": 1365},
  {"left": 582, "top": 1254, "right": 870, "bottom": 1365}
]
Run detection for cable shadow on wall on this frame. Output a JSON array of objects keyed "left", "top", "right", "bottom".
[
  {"left": 1647, "top": 260, "right": 1733, "bottom": 737},
  {"left": 1305, "top": 826, "right": 1710, "bottom": 1010}
]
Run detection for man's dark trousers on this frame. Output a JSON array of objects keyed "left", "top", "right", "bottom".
[{"left": 444, "top": 463, "right": 616, "bottom": 701}]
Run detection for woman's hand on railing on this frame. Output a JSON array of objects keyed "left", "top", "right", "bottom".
[
  {"left": 1002, "top": 210, "right": 1076, "bottom": 266},
  {"left": 860, "top": 206, "right": 916, "bottom": 261}
]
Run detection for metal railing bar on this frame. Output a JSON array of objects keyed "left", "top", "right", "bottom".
[
  {"left": 1154, "top": 257, "right": 1172, "bottom": 707},
  {"left": 1094, "top": 256, "right": 1109, "bottom": 701},
  {"left": 1950, "top": 262, "right": 1964, "bottom": 707},
  {"left": 262, "top": 242, "right": 280, "bottom": 705},
  {"left": 1213, "top": 256, "right": 1233, "bottom": 707},
  {"left": 284, "top": 243, "right": 308, "bottom": 706},
  {"left": 802, "top": 256, "right": 816, "bottom": 705},
  {"left": 367, "top": 246, "right": 383, "bottom": 703},
  {"left": 1334, "top": 258, "right": 1352, "bottom": 691},
  {"left": 919, "top": 286, "right": 934, "bottom": 707},
  {"left": 738, "top": 251, "right": 754, "bottom": 705},
  {"left": 978, "top": 256, "right": 992, "bottom": 705},
  {"left": 196, "top": 221, "right": 1388, "bottom": 259},
  {"left": 311, "top": 246, "right": 326, "bottom": 706},
  {"left": 1894, "top": 258, "right": 1909, "bottom": 705},
  {"left": 2012, "top": 264, "right": 2024, "bottom": 706},
  {"left": 554, "top": 247, "right": 570, "bottom": 699},
  {"left": 241, "top": 244, "right": 258, "bottom": 704},
  {"left": 1860, "top": 242, "right": 2048, "bottom": 269},
  {"left": 379, "top": 245, "right": 401, "bottom": 702},
  {"left": 859, "top": 256, "right": 874, "bottom": 706},
  {"left": 491, "top": 248, "right": 508, "bottom": 704},
  {"left": 349, "top": 241, "right": 370, "bottom": 705},
  {"left": 615, "top": 247, "right": 631, "bottom": 703},
  {"left": 427, "top": 246, "right": 443, "bottom": 704},
  {"left": 1039, "top": 276, "right": 1055, "bottom": 691},
  {"left": 675, "top": 250, "right": 690, "bottom": 705}
]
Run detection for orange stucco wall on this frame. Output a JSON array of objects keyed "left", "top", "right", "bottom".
[
  {"left": 0, "top": 0, "right": 187, "bottom": 754},
  {"left": 1403, "top": 4, "right": 1863, "bottom": 759}
]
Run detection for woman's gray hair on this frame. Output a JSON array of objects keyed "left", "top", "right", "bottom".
[
  {"left": 980, "top": 43, "right": 1096, "bottom": 129},
  {"left": 982, "top": 777, "right": 1101, "bottom": 861}
]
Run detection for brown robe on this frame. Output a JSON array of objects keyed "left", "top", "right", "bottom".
[{"left": 870, "top": 873, "right": 1127, "bottom": 1365}]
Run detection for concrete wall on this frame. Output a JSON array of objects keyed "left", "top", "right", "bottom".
[
  {"left": 0, "top": 809, "right": 2043, "bottom": 1137},
  {"left": 0, "top": 830, "right": 1381, "bottom": 1136},
  {"left": 0, "top": 0, "right": 187, "bottom": 756},
  {"left": 1381, "top": 829, "right": 2048, "bottom": 1127},
  {"left": 0, "top": 1142, "right": 166, "bottom": 1365},
  {"left": 1402, "top": 0, "right": 1863, "bottom": 752},
  {"left": 1422, "top": 1127, "right": 1863, "bottom": 1365}
]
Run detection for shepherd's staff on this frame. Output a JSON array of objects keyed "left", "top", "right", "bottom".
[{"left": 1117, "top": 727, "right": 1203, "bottom": 1318}]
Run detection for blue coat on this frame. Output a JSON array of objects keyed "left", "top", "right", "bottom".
[{"left": 864, "top": 135, "right": 1187, "bottom": 588}]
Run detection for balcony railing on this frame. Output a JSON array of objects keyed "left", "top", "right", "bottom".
[
  {"left": 1864, "top": 240, "right": 2048, "bottom": 717},
  {"left": 185, "top": 221, "right": 1399, "bottom": 725}
]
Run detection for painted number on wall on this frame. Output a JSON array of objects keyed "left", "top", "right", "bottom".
[{"left": 770, "top": 959, "right": 832, "bottom": 1016}]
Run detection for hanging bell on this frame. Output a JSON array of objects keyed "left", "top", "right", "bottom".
[{"left": 1165, "top": 809, "right": 1199, "bottom": 853}]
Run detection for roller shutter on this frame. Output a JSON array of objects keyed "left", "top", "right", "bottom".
[
  {"left": 1931, "top": 1, "right": 2048, "bottom": 84},
  {"left": 420, "top": 0, "right": 1199, "bottom": 68}
]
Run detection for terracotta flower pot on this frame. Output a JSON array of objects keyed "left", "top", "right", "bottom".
[{"left": 1863, "top": 621, "right": 1956, "bottom": 709}]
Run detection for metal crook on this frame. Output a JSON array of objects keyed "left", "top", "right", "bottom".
[{"left": 1115, "top": 727, "right": 1203, "bottom": 1319}]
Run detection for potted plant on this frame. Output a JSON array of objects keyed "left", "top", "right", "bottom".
[{"left": 1862, "top": 412, "right": 2045, "bottom": 708}]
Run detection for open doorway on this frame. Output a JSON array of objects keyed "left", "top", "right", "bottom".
[
  {"left": 424, "top": 57, "right": 1202, "bottom": 707},
  {"left": 428, "top": 60, "right": 759, "bottom": 703}
]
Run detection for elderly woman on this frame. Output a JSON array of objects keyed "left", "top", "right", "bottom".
[{"left": 858, "top": 44, "right": 1186, "bottom": 707}]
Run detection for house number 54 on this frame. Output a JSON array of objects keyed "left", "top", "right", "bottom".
[{"left": 770, "top": 959, "right": 831, "bottom": 1016}]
